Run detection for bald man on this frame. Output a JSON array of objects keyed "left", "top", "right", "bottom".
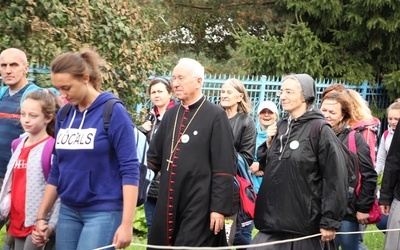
[{"left": 0, "top": 48, "right": 40, "bottom": 186}]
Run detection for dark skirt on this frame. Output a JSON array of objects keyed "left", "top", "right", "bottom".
[{"left": 248, "top": 231, "right": 336, "bottom": 250}]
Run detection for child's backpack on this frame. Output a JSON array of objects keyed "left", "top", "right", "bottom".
[
  {"left": 383, "top": 130, "right": 389, "bottom": 141},
  {"left": 11, "top": 137, "right": 55, "bottom": 181},
  {"left": 59, "top": 98, "right": 154, "bottom": 207}
]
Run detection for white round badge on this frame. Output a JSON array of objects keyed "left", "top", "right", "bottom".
[
  {"left": 289, "top": 140, "right": 299, "bottom": 150},
  {"left": 181, "top": 134, "right": 190, "bottom": 143},
  {"left": 193, "top": 131, "right": 198, "bottom": 135}
]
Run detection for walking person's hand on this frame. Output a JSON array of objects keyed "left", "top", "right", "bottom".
[
  {"left": 113, "top": 223, "right": 133, "bottom": 249},
  {"left": 210, "top": 212, "right": 225, "bottom": 235},
  {"left": 266, "top": 123, "right": 277, "bottom": 148},
  {"left": 320, "top": 228, "right": 335, "bottom": 242},
  {"left": 380, "top": 205, "right": 390, "bottom": 216},
  {"left": 32, "top": 220, "right": 52, "bottom": 247}
]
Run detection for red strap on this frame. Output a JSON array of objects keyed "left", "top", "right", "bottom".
[
  {"left": 383, "top": 130, "right": 389, "bottom": 140},
  {"left": 0, "top": 112, "right": 20, "bottom": 119},
  {"left": 348, "top": 130, "right": 362, "bottom": 195},
  {"left": 348, "top": 130, "right": 357, "bottom": 154}
]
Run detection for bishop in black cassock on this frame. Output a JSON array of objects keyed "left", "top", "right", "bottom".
[{"left": 147, "top": 93, "right": 236, "bottom": 248}]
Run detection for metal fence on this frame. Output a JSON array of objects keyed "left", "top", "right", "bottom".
[
  {"left": 138, "top": 74, "right": 391, "bottom": 118},
  {"left": 1, "top": 66, "right": 391, "bottom": 130}
]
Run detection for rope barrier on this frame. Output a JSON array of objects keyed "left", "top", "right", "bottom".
[{"left": 92, "top": 227, "right": 400, "bottom": 249}]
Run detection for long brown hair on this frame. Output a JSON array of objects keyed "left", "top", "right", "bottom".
[
  {"left": 50, "top": 48, "right": 105, "bottom": 91},
  {"left": 321, "top": 91, "right": 353, "bottom": 134}
]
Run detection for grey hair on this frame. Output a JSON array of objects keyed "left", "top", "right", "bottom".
[{"left": 177, "top": 58, "right": 204, "bottom": 80}]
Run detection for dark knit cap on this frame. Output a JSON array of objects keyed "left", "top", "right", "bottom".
[{"left": 293, "top": 74, "right": 316, "bottom": 104}]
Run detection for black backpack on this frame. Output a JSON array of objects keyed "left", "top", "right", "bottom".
[
  {"left": 58, "top": 98, "right": 153, "bottom": 206},
  {"left": 310, "top": 119, "right": 359, "bottom": 202}
]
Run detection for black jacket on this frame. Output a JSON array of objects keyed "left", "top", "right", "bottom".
[
  {"left": 254, "top": 109, "right": 348, "bottom": 235},
  {"left": 337, "top": 128, "right": 377, "bottom": 221},
  {"left": 228, "top": 112, "right": 256, "bottom": 166},
  {"left": 380, "top": 122, "right": 400, "bottom": 205},
  {"left": 138, "top": 112, "right": 162, "bottom": 199},
  {"left": 138, "top": 101, "right": 178, "bottom": 199}
]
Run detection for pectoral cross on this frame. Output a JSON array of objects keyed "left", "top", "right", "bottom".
[{"left": 166, "top": 158, "right": 173, "bottom": 171}]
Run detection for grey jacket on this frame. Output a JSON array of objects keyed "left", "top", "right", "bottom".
[{"left": 0, "top": 137, "right": 60, "bottom": 230}]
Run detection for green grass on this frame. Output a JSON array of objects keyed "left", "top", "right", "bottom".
[
  {"left": 0, "top": 224, "right": 384, "bottom": 249},
  {"left": 364, "top": 224, "right": 385, "bottom": 250},
  {"left": 128, "top": 225, "right": 385, "bottom": 250}
]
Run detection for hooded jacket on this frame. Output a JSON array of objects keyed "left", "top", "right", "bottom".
[
  {"left": 47, "top": 92, "right": 140, "bottom": 211},
  {"left": 254, "top": 109, "right": 348, "bottom": 235},
  {"left": 375, "top": 126, "right": 395, "bottom": 175},
  {"left": 380, "top": 123, "right": 400, "bottom": 205}
]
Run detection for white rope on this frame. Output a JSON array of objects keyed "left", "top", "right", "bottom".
[
  {"left": 92, "top": 244, "right": 115, "bottom": 250},
  {"left": 92, "top": 227, "right": 400, "bottom": 249}
]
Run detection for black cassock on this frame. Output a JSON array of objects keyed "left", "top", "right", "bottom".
[{"left": 147, "top": 96, "right": 236, "bottom": 247}]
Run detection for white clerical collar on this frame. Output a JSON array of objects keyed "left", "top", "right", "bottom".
[{"left": 181, "top": 95, "right": 203, "bottom": 110}]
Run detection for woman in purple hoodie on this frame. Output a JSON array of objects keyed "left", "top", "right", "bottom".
[{"left": 33, "top": 48, "right": 140, "bottom": 250}]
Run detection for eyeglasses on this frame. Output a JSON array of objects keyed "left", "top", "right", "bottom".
[
  {"left": 170, "top": 76, "right": 198, "bottom": 83},
  {"left": 276, "top": 89, "right": 297, "bottom": 97}
]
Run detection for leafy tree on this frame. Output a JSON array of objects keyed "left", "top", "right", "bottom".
[
  {"left": 153, "top": 0, "right": 291, "bottom": 60},
  {"left": 233, "top": 0, "right": 400, "bottom": 99},
  {"left": 0, "top": 0, "right": 161, "bottom": 115},
  {"left": 147, "top": 0, "right": 400, "bottom": 100}
]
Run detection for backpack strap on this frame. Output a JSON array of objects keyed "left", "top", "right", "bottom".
[
  {"left": 103, "top": 99, "right": 123, "bottom": 132},
  {"left": 309, "top": 119, "right": 329, "bottom": 156},
  {"left": 20, "top": 84, "right": 42, "bottom": 105},
  {"left": 102, "top": 99, "right": 123, "bottom": 160},
  {"left": 11, "top": 137, "right": 24, "bottom": 152},
  {"left": 0, "top": 86, "right": 8, "bottom": 100},
  {"left": 348, "top": 130, "right": 357, "bottom": 154},
  {"left": 348, "top": 130, "right": 362, "bottom": 195},
  {"left": 383, "top": 130, "right": 389, "bottom": 141},
  {"left": 58, "top": 103, "right": 73, "bottom": 128},
  {"left": 41, "top": 137, "right": 55, "bottom": 181}
]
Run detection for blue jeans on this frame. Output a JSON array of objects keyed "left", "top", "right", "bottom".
[
  {"left": 144, "top": 197, "right": 157, "bottom": 237},
  {"left": 233, "top": 221, "right": 254, "bottom": 245},
  {"left": 335, "top": 220, "right": 359, "bottom": 250},
  {"left": 56, "top": 204, "right": 122, "bottom": 250},
  {"left": 376, "top": 214, "right": 388, "bottom": 232}
]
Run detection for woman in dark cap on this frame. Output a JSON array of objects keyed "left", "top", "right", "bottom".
[{"left": 250, "top": 74, "right": 348, "bottom": 249}]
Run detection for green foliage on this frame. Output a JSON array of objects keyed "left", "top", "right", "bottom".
[
  {"left": 233, "top": 22, "right": 374, "bottom": 83},
  {"left": 381, "top": 70, "right": 400, "bottom": 101},
  {"left": 133, "top": 205, "right": 148, "bottom": 238},
  {"left": 155, "top": 0, "right": 292, "bottom": 60},
  {"left": 0, "top": 0, "right": 161, "bottom": 115},
  {"left": 274, "top": 0, "right": 400, "bottom": 96},
  {"left": 157, "top": 48, "right": 250, "bottom": 76}
]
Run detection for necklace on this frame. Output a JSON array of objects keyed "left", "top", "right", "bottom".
[{"left": 166, "top": 97, "right": 206, "bottom": 171}]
